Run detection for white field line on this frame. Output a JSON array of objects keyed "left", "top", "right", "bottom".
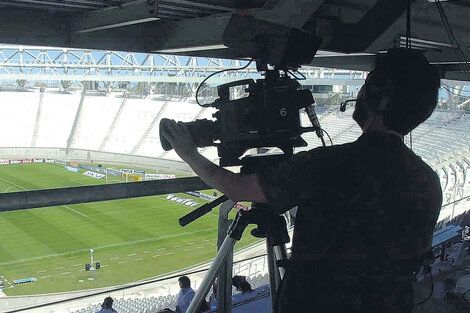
[
  {"left": 63, "top": 205, "right": 88, "bottom": 218},
  {"left": 0, "top": 227, "right": 217, "bottom": 266},
  {"left": 69, "top": 179, "right": 88, "bottom": 185},
  {"left": 5, "top": 186, "right": 18, "bottom": 193},
  {"left": 0, "top": 177, "right": 28, "bottom": 191}
]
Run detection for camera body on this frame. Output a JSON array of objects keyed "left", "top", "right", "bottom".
[
  {"left": 160, "top": 14, "right": 322, "bottom": 166},
  {"left": 161, "top": 70, "right": 313, "bottom": 166}
]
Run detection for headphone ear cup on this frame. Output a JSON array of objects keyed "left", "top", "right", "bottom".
[
  {"left": 363, "top": 83, "right": 380, "bottom": 112},
  {"left": 363, "top": 79, "right": 394, "bottom": 113},
  {"left": 376, "top": 80, "right": 394, "bottom": 112}
]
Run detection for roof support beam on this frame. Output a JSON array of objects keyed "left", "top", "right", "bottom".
[
  {"left": 254, "top": 0, "right": 325, "bottom": 29},
  {"left": 0, "top": 9, "right": 69, "bottom": 47},
  {"left": 72, "top": 1, "right": 160, "bottom": 34},
  {"left": 305, "top": 0, "right": 419, "bottom": 53},
  {"left": 71, "top": 0, "right": 234, "bottom": 34}
]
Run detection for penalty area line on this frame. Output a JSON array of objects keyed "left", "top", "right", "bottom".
[
  {"left": 0, "top": 177, "right": 28, "bottom": 191},
  {"left": 0, "top": 176, "right": 88, "bottom": 218}
]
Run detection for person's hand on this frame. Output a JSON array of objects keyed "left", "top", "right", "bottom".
[{"left": 160, "top": 119, "right": 198, "bottom": 161}]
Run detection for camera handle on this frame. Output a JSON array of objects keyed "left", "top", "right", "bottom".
[{"left": 186, "top": 205, "right": 290, "bottom": 313}]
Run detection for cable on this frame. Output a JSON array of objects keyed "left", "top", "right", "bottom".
[
  {"left": 462, "top": 287, "right": 470, "bottom": 304},
  {"left": 406, "top": 0, "right": 412, "bottom": 49},
  {"left": 434, "top": 0, "right": 469, "bottom": 73},
  {"left": 195, "top": 59, "right": 254, "bottom": 107},
  {"left": 405, "top": 0, "right": 413, "bottom": 150},
  {"left": 441, "top": 83, "right": 470, "bottom": 95},
  {"left": 321, "top": 128, "right": 333, "bottom": 145},
  {"left": 413, "top": 272, "right": 434, "bottom": 306},
  {"left": 441, "top": 194, "right": 470, "bottom": 208},
  {"left": 441, "top": 85, "right": 470, "bottom": 101}
]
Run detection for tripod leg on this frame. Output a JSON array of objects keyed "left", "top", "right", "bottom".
[
  {"left": 274, "top": 244, "right": 289, "bottom": 279},
  {"left": 266, "top": 242, "right": 281, "bottom": 313},
  {"left": 217, "top": 200, "right": 235, "bottom": 313},
  {"left": 186, "top": 235, "right": 238, "bottom": 313}
]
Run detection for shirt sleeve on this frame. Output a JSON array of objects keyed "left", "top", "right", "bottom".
[{"left": 257, "top": 147, "right": 333, "bottom": 214}]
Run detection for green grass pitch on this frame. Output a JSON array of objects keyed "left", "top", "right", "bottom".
[{"left": 0, "top": 163, "right": 259, "bottom": 296}]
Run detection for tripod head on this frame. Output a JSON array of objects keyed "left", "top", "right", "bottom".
[
  {"left": 239, "top": 152, "right": 291, "bottom": 175},
  {"left": 178, "top": 152, "right": 290, "bottom": 227}
]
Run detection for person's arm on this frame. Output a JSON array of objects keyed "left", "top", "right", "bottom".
[{"left": 160, "top": 119, "right": 267, "bottom": 203}]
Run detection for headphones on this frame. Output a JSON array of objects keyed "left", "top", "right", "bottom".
[{"left": 362, "top": 69, "right": 394, "bottom": 114}]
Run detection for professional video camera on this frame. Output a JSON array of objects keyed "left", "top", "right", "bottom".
[{"left": 160, "top": 14, "right": 323, "bottom": 166}]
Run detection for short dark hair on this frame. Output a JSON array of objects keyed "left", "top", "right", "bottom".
[
  {"left": 178, "top": 276, "right": 191, "bottom": 288},
  {"left": 103, "top": 297, "right": 113, "bottom": 309},
  {"left": 366, "top": 48, "right": 441, "bottom": 135}
]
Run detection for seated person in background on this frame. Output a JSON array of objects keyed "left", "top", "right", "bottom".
[
  {"left": 232, "top": 275, "right": 253, "bottom": 294},
  {"left": 159, "top": 276, "right": 208, "bottom": 313},
  {"left": 97, "top": 297, "right": 117, "bottom": 313},
  {"left": 176, "top": 276, "right": 195, "bottom": 313}
]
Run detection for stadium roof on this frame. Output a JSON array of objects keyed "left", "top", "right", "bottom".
[{"left": 0, "top": 0, "right": 468, "bottom": 81}]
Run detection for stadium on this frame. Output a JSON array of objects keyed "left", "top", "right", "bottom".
[{"left": 0, "top": 1, "right": 469, "bottom": 313}]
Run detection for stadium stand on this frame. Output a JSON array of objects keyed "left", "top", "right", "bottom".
[
  {"left": 0, "top": 88, "right": 468, "bottom": 225},
  {"left": 0, "top": 91, "right": 38, "bottom": 147},
  {"left": 70, "top": 94, "right": 122, "bottom": 151},
  {"left": 0, "top": 89, "right": 469, "bottom": 312},
  {"left": 68, "top": 272, "right": 270, "bottom": 313},
  {"left": 0, "top": 88, "right": 469, "bottom": 167},
  {"left": 35, "top": 91, "right": 81, "bottom": 148},
  {"left": 100, "top": 97, "right": 167, "bottom": 154}
]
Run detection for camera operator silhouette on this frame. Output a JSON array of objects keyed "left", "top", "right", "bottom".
[{"left": 161, "top": 48, "right": 442, "bottom": 313}]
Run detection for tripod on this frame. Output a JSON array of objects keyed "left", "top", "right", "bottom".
[
  {"left": 177, "top": 154, "right": 294, "bottom": 313},
  {"left": 186, "top": 203, "right": 290, "bottom": 313}
]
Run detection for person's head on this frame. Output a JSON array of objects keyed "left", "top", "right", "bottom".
[
  {"left": 353, "top": 48, "right": 440, "bottom": 135},
  {"left": 102, "top": 297, "right": 113, "bottom": 309},
  {"left": 232, "top": 275, "right": 244, "bottom": 289},
  {"left": 178, "top": 276, "right": 191, "bottom": 289}
]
